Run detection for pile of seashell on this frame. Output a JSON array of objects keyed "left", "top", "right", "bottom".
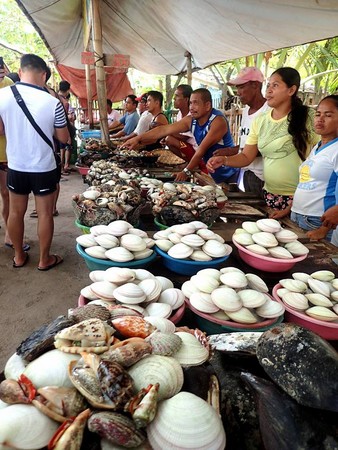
[
  {"left": 233, "top": 218, "right": 309, "bottom": 259},
  {"left": 150, "top": 182, "right": 227, "bottom": 226},
  {"left": 77, "top": 220, "right": 154, "bottom": 262},
  {"left": 72, "top": 183, "right": 145, "bottom": 227},
  {"left": 85, "top": 160, "right": 150, "bottom": 186},
  {"left": 275, "top": 270, "right": 338, "bottom": 322},
  {"left": 183, "top": 267, "right": 285, "bottom": 324},
  {"left": 79, "top": 266, "right": 186, "bottom": 321},
  {"left": 153, "top": 222, "right": 232, "bottom": 261}
]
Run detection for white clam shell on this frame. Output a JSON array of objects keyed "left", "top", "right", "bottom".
[
  {"left": 245, "top": 244, "right": 270, "bottom": 256},
  {"left": 191, "top": 274, "right": 220, "bottom": 293},
  {"left": 256, "top": 299, "right": 285, "bottom": 318},
  {"left": 76, "top": 234, "right": 97, "bottom": 248},
  {"left": 202, "top": 240, "right": 231, "bottom": 258},
  {"left": 282, "top": 292, "right": 309, "bottom": 310},
  {"left": 238, "top": 289, "right": 267, "bottom": 308},
  {"left": 256, "top": 218, "right": 282, "bottom": 233},
  {"left": 276, "top": 288, "right": 290, "bottom": 298},
  {"left": 155, "top": 239, "right": 174, "bottom": 252},
  {"left": 232, "top": 232, "right": 255, "bottom": 246},
  {"left": 305, "top": 306, "right": 338, "bottom": 321},
  {"left": 105, "top": 247, "right": 134, "bottom": 262},
  {"left": 168, "top": 243, "right": 193, "bottom": 259},
  {"left": 145, "top": 302, "right": 172, "bottom": 318},
  {"left": 159, "top": 288, "right": 185, "bottom": 309},
  {"left": 252, "top": 232, "right": 278, "bottom": 248},
  {"left": 220, "top": 267, "right": 245, "bottom": 274},
  {"left": 196, "top": 228, "right": 217, "bottom": 240},
  {"left": 80, "top": 285, "right": 98, "bottom": 300},
  {"left": 90, "top": 281, "right": 118, "bottom": 300},
  {"left": 268, "top": 246, "right": 293, "bottom": 259},
  {"left": 196, "top": 268, "right": 221, "bottom": 281},
  {"left": 181, "top": 280, "right": 200, "bottom": 299},
  {"left": 133, "top": 248, "right": 154, "bottom": 260},
  {"left": 107, "top": 220, "right": 132, "bottom": 236},
  {"left": 133, "top": 269, "right": 155, "bottom": 281},
  {"left": 168, "top": 233, "right": 183, "bottom": 245},
  {"left": 113, "top": 283, "right": 146, "bottom": 304},
  {"left": 104, "top": 267, "right": 135, "bottom": 285},
  {"left": 190, "top": 220, "right": 208, "bottom": 230},
  {"left": 128, "top": 228, "right": 148, "bottom": 238},
  {"left": 292, "top": 272, "right": 312, "bottom": 283},
  {"left": 190, "top": 292, "right": 219, "bottom": 313},
  {"left": 181, "top": 233, "right": 205, "bottom": 248},
  {"left": 138, "top": 278, "right": 162, "bottom": 303},
  {"left": 83, "top": 189, "right": 101, "bottom": 200},
  {"left": 89, "top": 270, "right": 106, "bottom": 282},
  {"left": 331, "top": 279, "right": 338, "bottom": 290},
  {"left": 90, "top": 225, "right": 111, "bottom": 236},
  {"left": 308, "top": 278, "right": 331, "bottom": 298},
  {"left": 173, "top": 332, "right": 209, "bottom": 366},
  {"left": 120, "top": 233, "right": 147, "bottom": 252},
  {"left": 220, "top": 271, "right": 248, "bottom": 289},
  {"left": 279, "top": 278, "right": 307, "bottom": 293},
  {"left": 285, "top": 241, "right": 309, "bottom": 256},
  {"left": 155, "top": 276, "right": 174, "bottom": 292},
  {"left": 171, "top": 223, "right": 196, "bottom": 235},
  {"left": 94, "top": 233, "right": 119, "bottom": 249},
  {"left": 147, "top": 392, "right": 226, "bottom": 450},
  {"left": 153, "top": 229, "right": 172, "bottom": 240},
  {"left": 275, "top": 229, "right": 299, "bottom": 243},
  {"left": 144, "top": 316, "right": 176, "bottom": 333},
  {"left": 310, "top": 270, "right": 335, "bottom": 282},
  {"left": 245, "top": 273, "right": 269, "bottom": 293},
  {"left": 190, "top": 250, "right": 212, "bottom": 261},
  {"left": 226, "top": 307, "right": 258, "bottom": 324},
  {"left": 305, "top": 293, "right": 333, "bottom": 307},
  {"left": 242, "top": 221, "right": 261, "bottom": 234},
  {"left": 85, "top": 246, "right": 108, "bottom": 259},
  {"left": 144, "top": 237, "right": 155, "bottom": 248},
  {"left": 211, "top": 287, "right": 242, "bottom": 312}
]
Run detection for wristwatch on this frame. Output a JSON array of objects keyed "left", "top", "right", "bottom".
[{"left": 183, "top": 167, "right": 192, "bottom": 176}]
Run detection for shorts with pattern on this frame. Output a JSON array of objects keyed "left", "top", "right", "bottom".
[{"left": 263, "top": 190, "right": 293, "bottom": 210}]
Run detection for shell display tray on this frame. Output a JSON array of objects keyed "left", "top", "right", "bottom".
[
  {"left": 185, "top": 297, "right": 283, "bottom": 334},
  {"left": 77, "top": 295, "right": 186, "bottom": 325},
  {"left": 272, "top": 284, "right": 338, "bottom": 340}
]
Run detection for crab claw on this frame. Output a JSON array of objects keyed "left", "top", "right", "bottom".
[
  {"left": 0, "top": 374, "right": 37, "bottom": 405},
  {"left": 48, "top": 408, "right": 90, "bottom": 450},
  {"left": 18, "top": 374, "right": 37, "bottom": 402}
]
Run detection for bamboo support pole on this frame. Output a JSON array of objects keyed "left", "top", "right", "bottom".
[
  {"left": 91, "top": 0, "right": 110, "bottom": 145},
  {"left": 185, "top": 51, "right": 192, "bottom": 85},
  {"left": 85, "top": 63, "right": 94, "bottom": 128}
]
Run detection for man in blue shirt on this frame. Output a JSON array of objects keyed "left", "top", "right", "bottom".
[{"left": 109, "top": 95, "right": 139, "bottom": 138}]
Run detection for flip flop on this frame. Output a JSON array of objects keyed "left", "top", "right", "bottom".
[
  {"left": 30, "top": 210, "right": 38, "bottom": 218},
  {"left": 13, "top": 252, "right": 29, "bottom": 268},
  {"left": 38, "top": 254, "right": 63, "bottom": 271},
  {"left": 5, "top": 243, "right": 30, "bottom": 251},
  {"left": 53, "top": 210, "right": 59, "bottom": 217}
]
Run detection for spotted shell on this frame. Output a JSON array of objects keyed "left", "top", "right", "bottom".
[{"left": 145, "top": 332, "right": 183, "bottom": 356}]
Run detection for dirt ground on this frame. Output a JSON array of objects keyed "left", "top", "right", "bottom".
[{"left": 0, "top": 170, "right": 90, "bottom": 370}]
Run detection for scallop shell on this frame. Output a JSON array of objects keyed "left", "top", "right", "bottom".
[
  {"left": 173, "top": 332, "right": 209, "bottom": 366},
  {"left": 168, "top": 243, "right": 193, "bottom": 259},
  {"left": 275, "top": 229, "right": 299, "bottom": 243},
  {"left": 305, "top": 306, "right": 338, "bottom": 321},
  {"left": 94, "top": 234, "right": 119, "bottom": 249},
  {"left": 256, "top": 299, "right": 285, "bottom": 319},
  {"left": 76, "top": 234, "right": 97, "bottom": 248},
  {"left": 145, "top": 302, "right": 172, "bottom": 319},
  {"left": 256, "top": 218, "right": 282, "bottom": 233},
  {"left": 190, "top": 274, "right": 220, "bottom": 294},
  {"left": 190, "top": 292, "right": 219, "bottom": 313},
  {"left": 155, "top": 276, "right": 174, "bottom": 292},
  {"left": 232, "top": 232, "right": 255, "bottom": 246},
  {"left": 226, "top": 307, "right": 258, "bottom": 324},
  {"left": 202, "top": 240, "right": 232, "bottom": 258},
  {"left": 120, "top": 234, "right": 147, "bottom": 252},
  {"left": 282, "top": 292, "right": 309, "bottom": 310},
  {"left": 104, "top": 267, "right": 135, "bottom": 285},
  {"left": 113, "top": 283, "right": 146, "bottom": 304},
  {"left": 145, "top": 332, "right": 183, "bottom": 356},
  {"left": 107, "top": 220, "right": 132, "bottom": 236},
  {"left": 220, "top": 271, "right": 248, "bottom": 289},
  {"left": 147, "top": 392, "right": 226, "bottom": 450},
  {"left": 190, "top": 250, "right": 212, "bottom": 261},
  {"left": 138, "top": 279, "right": 162, "bottom": 303},
  {"left": 155, "top": 239, "right": 174, "bottom": 252},
  {"left": 180, "top": 234, "right": 205, "bottom": 248},
  {"left": 252, "top": 232, "right": 278, "bottom": 248},
  {"left": 105, "top": 247, "right": 134, "bottom": 262},
  {"left": 245, "top": 273, "right": 269, "bottom": 293},
  {"left": 128, "top": 355, "right": 184, "bottom": 401},
  {"left": 245, "top": 244, "right": 270, "bottom": 256},
  {"left": 285, "top": 241, "right": 309, "bottom": 256},
  {"left": 85, "top": 246, "right": 108, "bottom": 259},
  {"left": 210, "top": 287, "right": 242, "bottom": 312},
  {"left": 143, "top": 317, "right": 176, "bottom": 334},
  {"left": 90, "top": 281, "right": 118, "bottom": 301},
  {"left": 89, "top": 270, "right": 106, "bottom": 282},
  {"left": 242, "top": 221, "right": 261, "bottom": 234},
  {"left": 238, "top": 289, "right": 267, "bottom": 308}
]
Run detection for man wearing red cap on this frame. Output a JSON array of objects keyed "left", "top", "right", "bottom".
[
  {"left": 119, "top": 93, "right": 153, "bottom": 141},
  {"left": 214, "top": 67, "right": 268, "bottom": 197}
]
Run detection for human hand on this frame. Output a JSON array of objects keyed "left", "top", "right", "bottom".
[
  {"left": 213, "top": 146, "right": 237, "bottom": 157},
  {"left": 120, "top": 136, "right": 140, "bottom": 150},
  {"left": 206, "top": 156, "right": 225, "bottom": 173},
  {"left": 269, "top": 209, "right": 289, "bottom": 220},
  {"left": 306, "top": 228, "right": 328, "bottom": 241},
  {"left": 321, "top": 205, "right": 338, "bottom": 229},
  {"left": 175, "top": 171, "right": 188, "bottom": 182}
]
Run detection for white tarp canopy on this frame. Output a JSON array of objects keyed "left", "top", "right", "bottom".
[{"left": 16, "top": 0, "right": 338, "bottom": 74}]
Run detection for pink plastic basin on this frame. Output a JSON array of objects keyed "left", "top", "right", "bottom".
[
  {"left": 272, "top": 284, "right": 338, "bottom": 340},
  {"left": 232, "top": 238, "right": 308, "bottom": 272}
]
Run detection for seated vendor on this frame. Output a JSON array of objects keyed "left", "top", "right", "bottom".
[
  {"left": 141, "top": 91, "right": 169, "bottom": 151},
  {"left": 119, "top": 93, "right": 153, "bottom": 141},
  {"left": 109, "top": 95, "right": 139, "bottom": 138}
]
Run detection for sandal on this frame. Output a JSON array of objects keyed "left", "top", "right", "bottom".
[
  {"left": 29, "top": 210, "right": 38, "bottom": 218},
  {"left": 5, "top": 243, "right": 30, "bottom": 251},
  {"left": 13, "top": 252, "right": 29, "bottom": 268},
  {"left": 53, "top": 210, "right": 59, "bottom": 217},
  {"left": 38, "top": 254, "right": 63, "bottom": 271}
]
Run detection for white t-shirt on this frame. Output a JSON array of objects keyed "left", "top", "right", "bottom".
[
  {"left": 0, "top": 82, "right": 67, "bottom": 172},
  {"left": 134, "top": 111, "right": 153, "bottom": 135},
  {"left": 107, "top": 109, "right": 121, "bottom": 125},
  {"left": 239, "top": 102, "right": 270, "bottom": 180}
]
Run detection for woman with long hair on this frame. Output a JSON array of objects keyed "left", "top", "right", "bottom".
[
  {"left": 207, "top": 67, "right": 318, "bottom": 218},
  {"left": 291, "top": 95, "right": 338, "bottom": 242}
]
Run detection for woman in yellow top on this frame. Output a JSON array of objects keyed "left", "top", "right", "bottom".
[{"left": 207, "top": 67, "right": 318, "bottom": 219}]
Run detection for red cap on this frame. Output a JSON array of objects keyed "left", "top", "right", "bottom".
[
  {"left": 227, "top": 67, "right": 264, "bottom": 86},
  {"left": 135, "top": 93, "right": 148, "bottom": 102}
]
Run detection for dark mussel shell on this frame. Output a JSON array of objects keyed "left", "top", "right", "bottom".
[{"left": 256, "top": 323, "right": 338, "bottom": 412}]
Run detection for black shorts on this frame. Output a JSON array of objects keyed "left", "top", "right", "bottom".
[
  {"left": 7, "top": 168, "right": 58, "bottom": 196},
  {"left": 54, "top": 152, "right": 62, "bottom": 182}
]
